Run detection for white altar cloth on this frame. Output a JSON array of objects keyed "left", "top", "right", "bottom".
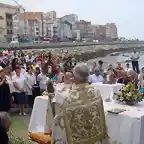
[
  {"left": 28, "top": 96, "right": 49, "bottom": 133},
  {"left": 104, "top": 101, "right": 144, "bottom": 144},
  {"left": 28, "top": 86, "right": 69, "bottom": 133},
  {"left": 28, "top": 96, "right": 144, "bottom": 144},
  {"left": 92, "top": 83, "right": 124, "bottom": 101}
]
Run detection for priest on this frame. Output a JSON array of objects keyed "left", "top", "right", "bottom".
[{"left": 51, "top": 64, "right": 111, "bottom": 144}]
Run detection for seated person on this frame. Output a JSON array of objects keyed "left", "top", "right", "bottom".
[
  {"left": 88, "top": 68, "right": 104, "bottom": 84},
  {"left": 117, "top": 71, "right": 131, "bottom": 85}
]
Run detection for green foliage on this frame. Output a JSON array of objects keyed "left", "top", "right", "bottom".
[{"left": 9, "top": 130, "right": 32, "bottom": 144}]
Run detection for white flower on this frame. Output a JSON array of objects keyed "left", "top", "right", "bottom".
[{"left": 127, "top": 92, "right": 131, "bottom": 97}]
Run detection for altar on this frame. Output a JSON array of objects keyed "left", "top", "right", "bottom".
[
  {"left": 28, "top": 83, "right": 144, "bottom": 144},
  {"left": 92, "top": 83, "right": 124, "bottom": 100}
]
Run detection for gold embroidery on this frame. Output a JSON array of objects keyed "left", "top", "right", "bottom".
[{"left": 61, "top": 84, "right": 108, "bottom": 144}]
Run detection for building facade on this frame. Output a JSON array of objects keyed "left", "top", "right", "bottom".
[
  {"left": 46, "top": 11, "right": 56, "bottom": 21},
  {"left": 13, "top": 13, "right": 20, "bottom": 37},
  {"left": 16, "top": 12, "right": 47, "bottom": 39},
  {"left": 0, "top": 3, "right": 18, "bottom": 42},
  {"left": 92, "top": 25, "right": 106, "bottom": 40},
  {"left": 105, "top": 23, "right": 118, "bottom": 40},
  {"left": 13, "top": 11, "right": 57, "bottom": 39},
  {"left": 73, "top": 20, "right": 92, "bottom": 40},
  {"left": 48, "top": 18, "right": 72, "bottom": 40},
  {"left": 61, "top": 14, "right": 78, "bottom": 24}
]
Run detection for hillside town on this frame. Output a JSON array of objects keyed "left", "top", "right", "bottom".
[{"left": 0, "top": 2, "right": 118, "bottom": 42}]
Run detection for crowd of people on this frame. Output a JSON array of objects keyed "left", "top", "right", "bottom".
[
  {"left": 0, "top": 48, "right": 143, "bottom": 115},
  {"left": 0, "top": 49, "right": 77, "bottom": 115},
  {"left": 0, "top": 47, "right": 143, "bottom": 143}
]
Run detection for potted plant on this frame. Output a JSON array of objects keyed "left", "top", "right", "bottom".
[{"left": 118, "top": 82, "right": 143, "bottom": 105}]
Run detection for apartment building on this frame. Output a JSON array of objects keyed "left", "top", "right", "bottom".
[
  {"left": 46, "top": 11, "right": 56, "bottom": 21},
  {"left": 105, "top": 23, "right": 118, "bottom": 40},
  {"left": 17, "top": 12, "right": 47, "bottom": 39},
  {"left": 73, "top": 20, "right": 92, "bottom": 39},
  {"left": 61, "top": 14, "right": 78, "bottom": 24},
  {"left": 13, "top": 13, "right": 20, "bottom": 37},
  {"left": 48, "top": 18, "right": 72, "bottom": 40},
  {"left": 13, "top": 11, "right": 57, "bottom": 39},
  {"left": 92, "top": 25, "right": 106, "bottom": 40},
  {"left": 0, "top": 3, "right": 19, "bottom": 42}
]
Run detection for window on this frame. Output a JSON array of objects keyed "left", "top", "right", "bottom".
[
  {"left": 36, "top": 27, "right": 39, "bottom": 31},
  {"left": 14, "top": 15, "right": 19, "bottom": 20},
  {"left": 9, "top": 22, "right": 12, "bottom": 26},
  {"left": 7, "top": 30, "right": 9, "bottom": 34},
  {"left": 36, "top": 32, "right": 39, "bottom": 35}
]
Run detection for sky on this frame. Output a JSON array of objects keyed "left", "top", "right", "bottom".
[{"left": 1, "top": 0, "right": 144, "bottom": 39}]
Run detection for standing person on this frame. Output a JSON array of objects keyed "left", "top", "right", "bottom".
[
  {"left": 116, "top": 63, "right": 124, "bottom": 78},
  {"left": 55, "top": 65, "right": 64, "bottom": 83},
  {"left": 107, "top": 69, "right": 117, "bottom": 84},
  {"left": 11, "top": 58, "right": 18, "bottom": 72},
  {"left": 51, "top": 64, "right": 110, "bottom": 144},
  {"left": 130, "top": 48, "right": 140, "bottom": 73},
  {"left": 98, "top": 60, "right": 104, "bottom": 76},
  {"left": 5, "top": 66, "right": 14, "bottom": 107},
  {"left": 90, "top": 62, "right": 97, "bottom": 74},
  {"left": 138, "top": 67, "right": 144, "bottom": 93},
  {"left": 0, "top": 67, "right": 11, "bottom": 112},
  {"left": 12, "top": 66, "right": 26, "bottom": 116},
  {"left": 25, "top": 66, "right": 36, "bottom": 107},
  {"left": 63, "top": 71, "right": 73, "bottom": 89},
  {"left": 0, "top": 57, "right": 9, "bottom": 68},
  {"left": 37, "top": 69, "right": 49, "bottom": 94},
  {"left": 59, "top": 56, "right": 64, "bottom": 72},
  {"left": 124, "top": 63, "right": 132, "bottom": 72}
]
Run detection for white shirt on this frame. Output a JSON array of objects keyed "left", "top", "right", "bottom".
[
  {"left": 124, "top": 68, "right": 132, "bottom": 72},
  {"left": 130, "top": 52, "right": 140, "bottom": 61},
  {"left": 88, "top": 74, "right": 104, "bottom": 84},
  {"left": 12, "top": 68, "right": 26, "bottom": 75},
  {"left": 25, "top": 72, "right": 36, "bottom": 95},
  {"left": 26, "top": 56, "right": 35, "bottom": 63},
  {"left": 12, "top": 74, "right": 26, "bottom": 93},
  {"left": 5, "top": 75, "right": 15, "bottom": 93},
  {"left": 37, "top": 73, "right": 49, "bottom": 90}
]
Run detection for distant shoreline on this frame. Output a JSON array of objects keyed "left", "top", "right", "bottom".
[{"left": 75, "top": 46, "right": 144, "bottom": 62}]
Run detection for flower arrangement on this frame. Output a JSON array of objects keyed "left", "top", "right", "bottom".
[{"left": 119, "top": 82, "right": 143, "bottom": 105}]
